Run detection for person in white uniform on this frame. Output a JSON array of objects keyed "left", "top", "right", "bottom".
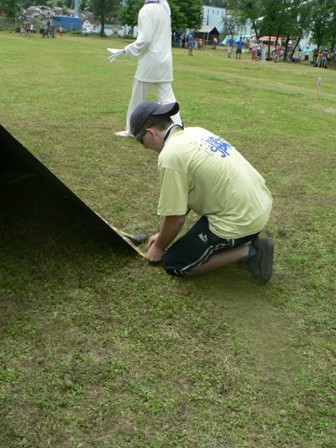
[{"left": 112, "top": 0, "right": 181, "bottom": 137}]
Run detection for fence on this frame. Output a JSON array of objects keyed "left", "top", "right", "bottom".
[{"left": 0, "top": 17, "right": 16, "bottom": 31}]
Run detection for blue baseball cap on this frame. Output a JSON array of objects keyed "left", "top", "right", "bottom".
[{"left": 130, "top": 101, "right": 179, "bottom": 136}]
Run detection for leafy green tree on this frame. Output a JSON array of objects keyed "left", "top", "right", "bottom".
[
  {"left": 119, "top": 0, "right": 203, "bottom": 31},
  {"left": 258, "top": 0, "right": 293, "bottom": 58},
  {"left": 311, "top": 0, "right": 336, "bottom": 50},
  {"left": 21, "top": 0, "right": 37, "bottom": 9},
  {"left": 171, "top": 0, "right": 203, "bottom": 30},
  {"left": 0, "top": 0, "right": 20, "bottom": 18},
  {"left": 225, "top": 0, "right": 264, "bottom": 38},
  {"left": 203, "top": 0, "right": 226, "bottom": 6},
  {"left": 221, "top": 15, "right": 241, "bottom": 36},
  {"left": 254, "top": 0, "right": 313, "bottom": 58},
  {"left": 80, "top": 0, "right": 91, "bottom": 11},
  {"left": 285, "top": 0, "right": 312, "bottom": 56},
  {"left": 119, "top": 0, "right": 142, "bottom": 27},
  {"left": 328, "top": 1, "right": 336, "bottom": 50},
  {"left": 90, "top": 0, "right": 120, "bottom": 36},
  {"left": 225, "top": 0, "right": 316, "bottom": 59}
]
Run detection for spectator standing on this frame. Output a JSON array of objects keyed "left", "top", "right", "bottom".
[
  {"left": 50, "top": 19, "right": 55, "bottom": 38},
  {"left": 111, "top": 0, "right": 182, "bottom": 138},
  {"left": 235, "top": 37, "right": 243, "bottom": 59},
  {"left": 227, "top": 35, "right": 235, "bottom": 58},
  {"left": 321, "top": 49, "right": 328, "bottom": 68},
  {"left": 260, "top": 41, "right": 266, "bottom": 62},
  {"left": 43, "top": 17, "right": 50, "bottom": 38},
  {"left": 251, "top": 41, "right": 257, "bottom": 60},
  {"left": 280, "top": 47, "right": 284, "bottom": 60},
  {"left": 274, "top": 45, "right": 281, "bottom": 63},
  {"left": 40, "top": 19, "right": 45, "bottom": 37},
  {"left": 312, "top": 48, "right": 318, "bottom": 66},
  {"left": 187, "top": 33, "right": 195, "bottom": 56},
  {"left": 305, "top": 48, "right": 310, "bottom": 62}
]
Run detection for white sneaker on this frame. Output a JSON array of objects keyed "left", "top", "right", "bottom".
[{"left": 114, "top": 130, "right": 133, "bottom": 138}]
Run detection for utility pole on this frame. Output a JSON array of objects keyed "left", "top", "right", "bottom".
[{"left": 75, "top": 0, "right": 79, "bottom": 18}]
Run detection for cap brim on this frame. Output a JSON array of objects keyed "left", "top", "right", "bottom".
[{"left": 151, "top": 102, "right": 179, "bottom": 117}]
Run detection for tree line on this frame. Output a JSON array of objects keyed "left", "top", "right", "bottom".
[
  {"left": 224, "top": 0, "right": 335, "bottom": 52},
  {"left": 1, "top": 0, "right": 334, "bottom": 51}
]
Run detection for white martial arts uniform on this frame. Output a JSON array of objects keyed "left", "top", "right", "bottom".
[{"left": 122, "top": 0, "right": 181, "bottom": 134}]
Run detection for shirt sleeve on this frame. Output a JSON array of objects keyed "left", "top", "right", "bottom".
[
  {"left": 124, "top": 10, "right": 153, "bottom": 58},
  {"left": 157, "top": 168, "right": 189, "bottom": 216}
]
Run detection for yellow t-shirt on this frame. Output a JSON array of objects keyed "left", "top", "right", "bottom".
[{"left": 157, "top": 127, "right": 273, "bottom": 238}]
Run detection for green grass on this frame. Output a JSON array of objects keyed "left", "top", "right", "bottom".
[{"left": 0, "top": 32, "right": 335, "bottom": 447}]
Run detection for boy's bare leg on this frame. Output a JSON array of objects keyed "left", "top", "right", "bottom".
[{"left": 187, "top": 245, "right": 249, "bottom": 276}]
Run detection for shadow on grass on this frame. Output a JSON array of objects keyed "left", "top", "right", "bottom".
[{"left": 0, "top": 173, "right": 136, "bottom": 280}]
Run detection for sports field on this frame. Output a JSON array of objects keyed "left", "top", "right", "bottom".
[{"left": 0, "top": 32, "right": 335, "bottom": 447}]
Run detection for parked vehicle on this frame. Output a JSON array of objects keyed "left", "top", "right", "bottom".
[{"left": 52, "top": 16, "right": 82, "bottom": 31}]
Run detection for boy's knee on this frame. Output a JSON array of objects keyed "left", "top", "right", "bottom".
[{"left": 162, "top": 253, "right": 183, "bottom": 276}]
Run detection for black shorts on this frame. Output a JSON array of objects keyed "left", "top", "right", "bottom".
[{"left": 162, "top": 216, "right": 259, "bottom": 276}]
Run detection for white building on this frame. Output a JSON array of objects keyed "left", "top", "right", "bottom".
[
  {"left": 202, "top": 5, "right": 252, "bottom": 37},
  {"left": 203, "top": 6, "right": 226, "bottom": 31}
]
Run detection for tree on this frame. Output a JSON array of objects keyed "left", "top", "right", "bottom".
[
  {"left": 203, "top": 0, "right": 226, "bottom": 6},
  {"left": 311, "top": 0, "right": 336, "bottom": 50},
  {"left": 90, "top": 0, "right": 120, "bottom": 36},
  {"left": 258, "top": 0, "right": 294, "bottom": 58},
  {"left": 171, "top": 0, "right": 203, "bottom": 31},
  {"left": 221, "top": 15, "right": 242, "bottom": 36},
  {"left": 119, "top": 0, "right": 142, "bottom": 27},
  {"left": 225, "top": 0, "right": 265, "bottom": 39},
  {"left": 80, "top": 0, "right": 91, "bottom": 11},
  {"left": 328, "top": 2, "right": 336, "bottom": 50},
  {"left": 119, "top": 0, "right": 203, "bottom": 32},
  {"left": 21, "top": 0, "right": 39, "bottom": 9},
  {"left": 284, "top": 0, "right": 313, "bottom": 57},
  {"left": 0, "top": 0, "right": 20, "bottom": 17},
  {"left": 225, "top": 0, "right": 316, "bottom": 59}
]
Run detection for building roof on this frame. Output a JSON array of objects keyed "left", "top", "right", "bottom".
[{"left": 196, "top": 26, "right": 219, "bottom": 35}]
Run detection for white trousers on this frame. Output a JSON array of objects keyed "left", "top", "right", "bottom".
[{"left": 125, "top": 79, "right": 182, "bottom": 133}]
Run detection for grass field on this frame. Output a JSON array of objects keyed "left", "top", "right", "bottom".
[{"left": 0, "top": 32, "right": 335, "bottom": 447}]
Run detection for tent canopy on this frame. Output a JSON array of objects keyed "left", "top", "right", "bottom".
[{"left": 194, "top": 26, "right": 220, "bottom": 44}]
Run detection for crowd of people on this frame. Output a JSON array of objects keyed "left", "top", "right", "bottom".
[
  {"left": 312, "top": 48, "right": 331, "bottom": 68},
  {"left": 20, "top": 19, "right": 34, "bottom": 36},
  {"left": 225, "top": 36, "right": 335, "bottom": 68},
  {"left": 40, "top": 17, "right": 57, "bottom": 38},
  {"left": 226, "top": 36, "right": 269, "bottom": 61},
  {"left": 173, "top": 33, "right": 207, "bottom": 53},
  {"left": 19, "top": 17, "right": 63, "bottom": 39}
]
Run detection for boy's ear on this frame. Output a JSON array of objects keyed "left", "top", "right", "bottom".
[{"left": 146, "top": 127, "right": 155, "bottom": 137}]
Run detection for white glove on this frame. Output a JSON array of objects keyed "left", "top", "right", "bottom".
[{"left": 108, "top": 49, "right": 125, "bottom": 63}]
